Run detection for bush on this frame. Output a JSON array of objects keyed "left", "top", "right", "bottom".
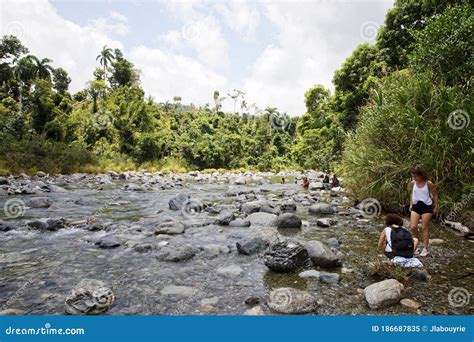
[{"left": 339, "top": 71, "right": 473, "bottom": 216}]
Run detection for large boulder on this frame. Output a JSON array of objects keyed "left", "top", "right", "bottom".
[
  {"left": 308, "top": 203, "right": 336, "bottom": 215},
  {"left": 154, "top": 219, "right": 185, "bottom": 235},
  {"left": 65, "top": 279, "right": 115, "bottom": 315},
  {"left": 276, "top": 213, "right": 302, "bottom": 228},
  {"left": 246, "top": 212, "right": 278, "bottom": 227},
  {"left": 26, "top": 197, "right": 51, "bottom": 208},
  {"left": 229, "top": 218, "right": 250, "bottom": 227},
  {"left": 264, "top": 240, "right": 311, "bottom": 272},
  {"left": 364, "top": 279, "right": 404, "bottom": 309},
  {"left": 168, "top": 193, "right": 189, "bottom": 210},
  {"left": 27, "top": 218, "right": 66, "bottom": 231},
  {"left": 308, "top": 182, "right": 324, "bottom": 191},
  {"left": 233, "top": 177, "right": 247, "bottom": 185},
  {"left": 156, "top": 244, "right": 196, "bottom": 262},
  {"left": 241, "top": 200, "right": 267, "bottom": 215},
  {"left": 236, "top": 237, "right": 269, "bottom": 255},
  {"left": 96, "top": 234, "right": 121, "bottom": 249},
  {"left": 267, "top": 288, "right": 318, "bottom": 314},
  {"left": 304, "top": 241, "right": 341, "bottom": 268}
]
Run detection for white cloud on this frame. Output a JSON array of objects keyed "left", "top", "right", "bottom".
[
  {"left": 87, "top": 11, "right": 130, "bottom": 36},
  {"left": 215, "top": 0, "right": 260, "bottom": 40},
  {"left": 1, "top": 0, "right": 124, "bottom": 92},
  {"left": 130, "top": 46, "right": 227, "bottom": 106}
]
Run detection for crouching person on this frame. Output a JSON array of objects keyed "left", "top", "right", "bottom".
[{"left": 378, "top": 214, "right": 419, "bottom": 259}]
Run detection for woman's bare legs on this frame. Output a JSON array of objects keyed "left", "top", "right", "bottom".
[
  {"left": 421, "top": 213, "right": 432, "bottom": 251},
  {"left": 410, "top": 210, "right": 421, "bottom": 242}
]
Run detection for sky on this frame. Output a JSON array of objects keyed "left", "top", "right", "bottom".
[{"left": 1, "top": 0, "right": 394, "bottom": 116}]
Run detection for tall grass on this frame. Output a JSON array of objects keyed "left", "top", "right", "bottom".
[{"left": 339, "top": 71, "right": 473, "bottom": 218}]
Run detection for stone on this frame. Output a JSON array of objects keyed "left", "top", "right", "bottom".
[
  {"left": 0, "top": 223, "right": 14, "bottom": 232},
  {"left": 318, "top": 271, "right": 340, "bottom": 284},
  {"left": 246, "top": 212, "right": 278, "bottom": 227},
  {"left": 308, "top": 203, "right": 336, "bottom": 215},
  {"left": 280, "top": 203, "right": 297, "bottom": 212},
  {"left": 259, "top": 206, "right": 279, "bottom": 215},
  {"left": 309, "top": 182, "right": 324, "bottom": 191},
  {"left": 364, "top": 279, "right": 404, "bottom": 309},
  {"left": 27, "top": 218, "right": 66, "bottom": 231},
  {"left": 267, "top": 288, "right": 317, "bottom": 314},
  {"left": 168, "top": 193, "right": 189, "bottom": 210},
  {"left": 316, "top": 218, "right": 336, "bottom": 228},
  {"left": 160, "top": 285, "right": 197, "bottom": 297},
  {"left": 229, "top": 218, "right": 250, "bottom": 227},
  {"left": 0, "top": 177, "right": 10, "bottom": 185},
  {"left": 304, "top": 240, "right": 341, "bottom": 268},
  {"left": 244, "top": 297, "right": 260, "bottom": 306},
  {"left": 201, "top": 244, "right": 230, "bottom": 258},
  {"left": 96, "top": 235, "right": 121, "bottom": 249},
  {"left": 36, "top": 171, "right": 47, "bottom": 178},
  {"left": 233, "top": 177, "right": 247, "bottom": 185},
  {"left": 134, "top": 243, "right": 152, "bottom": 253},
  {"left": 201, "top": 297, "right": 219, "bottom": 306},
  {"left": 65, "top": 279, "right": 115, "bottom": 315},
  {"left": 325, "top": 237, "right": 339, "bottom": 249},
  {"left": 236, "top": 237, "right": 269, "bottom": 255},
  {"left": 244, "top": 306, "right": 264, "bottom": 315},
  {"left": 155, "top": 220, "right": 185, "bottom": 235},
  {"left": 410, "top": 270, "right": 428, "bottom": 282},
  {"left": 216, "top": 265, "right": 243, "bottom": 277},
  {"left": 264, "top": 240, "right": 311, "bottom": 272},
  {"left": 298, "top": 270, "right": 320, "bottom": 279},
  {"left": 26, "top": 197, "right": 51, "bottom": 208},
  {"left": 276, "top": 213, "right": 302, "bottom": 228},
  {"left": 241, "top": 200, "right": 267, "bottom": 215},
  {"left": 400, "top": 298, "right": 421, "bottom": 309},
  {"left": 156, "top": 244, "right": 196, "bottom": 262},
  {"left": 215, "top": 210, "right": 236, "bottom": 225}
]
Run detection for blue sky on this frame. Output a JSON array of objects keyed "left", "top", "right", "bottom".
[{"left": 3, "top": 0, "right": 393, "bottom": 115}]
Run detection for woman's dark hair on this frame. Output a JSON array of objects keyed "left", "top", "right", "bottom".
[
  {"left": 411, "top": 165, "right": 428, "bottom": 180},
  {"left": 385, "top": 213, "right": 404, "bottom": 227}
]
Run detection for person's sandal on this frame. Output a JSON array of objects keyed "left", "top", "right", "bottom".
[{"left": 420, "top": 248, "right": 429, "bottom": 257}]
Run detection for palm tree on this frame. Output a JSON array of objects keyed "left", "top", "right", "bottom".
[
  {"left": 96, "top": 45, "right": 114, "bottom": 78},
  {"left": 27, "top": 55, "right": 54, "bottom": 80}
]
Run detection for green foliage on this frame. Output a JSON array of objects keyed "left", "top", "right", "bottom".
[
  {"left": 409, "top": 3, "right": 474, "bottom": 85},
  {"left": 340, "top": 71, "right": 473, "bottom": 215}
]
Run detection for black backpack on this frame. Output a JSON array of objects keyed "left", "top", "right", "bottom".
[{"left": 390, "top": 227, "right": 414, "bottom": 258}]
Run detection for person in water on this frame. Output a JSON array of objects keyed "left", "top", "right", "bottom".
[
  {"left": 409, "top": 166, "right": 438, "bottom": 257},
  {"left": 302, "top": 177, "right": 310, "bottom": 189},
  {"left": 281, "top": 177, "right": 285, "bottom": 184},
  {"left": 378, "top": 213, "right": 419, "bottom": 259},
  {"left": 331, "top": 175, "right": 340, "bottom": 188}
]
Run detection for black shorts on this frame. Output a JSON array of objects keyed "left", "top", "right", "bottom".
[{"left": 411, "top": 201, "right": 433, "bottom": 215}]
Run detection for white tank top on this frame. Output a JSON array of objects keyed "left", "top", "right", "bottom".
[{"left": 413, "top": 182, "right": 432, "bottom": 205}]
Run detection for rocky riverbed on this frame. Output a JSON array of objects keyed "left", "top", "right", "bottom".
[{"left": 0, "top": 171, "right": 472, "bottom": 315}]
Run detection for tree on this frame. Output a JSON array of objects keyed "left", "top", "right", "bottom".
[
  {"left": 96, "top": 45, "right": 114, "bottom": 79},
  {"left": 108, "top": 53, "right": 139, "bottom": 88},
  {"left": 28, "top": 55, "right": 54, "bottom": 80},
  {"left": 52, "top": 68, "right": 71, "bottom": 94},
  {"left": 0, "top": 35, "right": 28, "bottom": 60}
]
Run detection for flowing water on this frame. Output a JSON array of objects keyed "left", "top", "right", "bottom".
[{"left": 0, "top": 172, "right": 472, "bottom": 315}]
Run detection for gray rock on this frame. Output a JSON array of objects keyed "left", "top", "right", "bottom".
[
  {"left": 280, "top": 203, "right": 297, "bottom": 212},
  {"left": 304, "top": 240, "right": 341, "bottom": 268},
  {"left": 169, "top": 193, "right": 189, "bottom": 210},
  {"left": 156, "top": 244, "right": 196, "bottom": 262},
  {"left": 298, "top": 270, "right": 321, "bottom": 279},
  {"left": 0, "top": 177, "right": 10, "bottom": 185},
  {"left": 229, "top": 218, "right": 250, "bottom": 227},
  {"left": 65, "top": 279, "right": 115, "bottom": 315},
  {"left": 276, "top": 213, "right": 302, "bottom": 228},
  {"left": 96, "top": 235, "right": 121, "bottom": 249},
  {"left": 215, "top": 210, "right": 236, "bottom": 225},
  {"left": 316, "top": 218, "right": 336, "bottom": 227},
  {"left": 47, "top": 184, "right": 67, "bottom": 192},
  {"left": 309, "top": 182, "right": 324, "bottom": 191},
  {"left": 118, "top": 172, "right": 129, "bottom": 180},
  {"left": 325, "top": 237, "right": 340, "bottom": 249},
  {"left": 267, "top": 288, "right": 317, "bottom": 314},
  {"left": 36, "top": 171, "right": 47, "bottom": 178},
  {"left": 26, "top": 197, "right": 51, "bottom": 208},
  {"left": 264, "top": 240, "right": 311, "bottom": 272},
  {"left": 0, "top": 223, "right": 14, "bottom": 232},
  {"left": 155, "top": 220, "right": 185, "bottom": 235},
  {"left": 233, "top": 177, "right": 247, "bottom": 185},
  {"left": 161, "top": 285, "right": 197, "bottom": 297},
  {"left": 236, "top": 237, "right": 269, "bottom": 255},
  {"left": 259, "top": 206, "right": 279, "bottom": 215},
  {"left": 216, "top": 265, "right": 243, "bottom": 277},
  {"left": 241, "top": 200, "right": 267, "bottom": 215},
  {"left": 201, "top": 244, "right": 230, "bottom": 258},
  {"left": 318, "top": 271, "right": 340, "bottom": 284},
  {"left": 27, "top": 218, "right": 66, "bottom": 231},
  {"left": 364, "top": 279, "right": 404, "bottom": 309},
  {"left": 134, "top": 243, "right": 152, "bottom": 253},
  {"left": 308, "top": 203, "right": 336, "bottom": 215},
  {"left": 246, "top": 212, "right": 278, "bottom": 227}
]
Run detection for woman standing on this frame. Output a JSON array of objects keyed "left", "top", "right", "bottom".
[{"left": 409, "top": 166, "right": 439, "bottom": 257}]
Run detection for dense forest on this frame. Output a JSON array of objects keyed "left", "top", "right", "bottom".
[{"left": 0, "top": 0, "right": 472, "bottom": 218}]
